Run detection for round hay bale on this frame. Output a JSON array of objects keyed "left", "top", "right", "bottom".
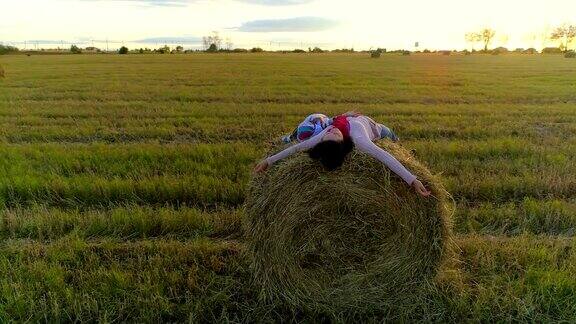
[{"left": 244, "top": 141, "right": 454, "bottom": 311}]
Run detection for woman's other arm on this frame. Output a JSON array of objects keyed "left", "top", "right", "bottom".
[
  {"left": 254, "top": 127, "right": 330, "bottom": 173},
  {"left": 349, "top": 120, "right": 427, "bottom": 192}
]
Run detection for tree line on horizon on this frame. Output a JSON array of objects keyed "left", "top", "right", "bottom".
[
  {"left": 465, "top": 24, "right": 575, "bottom": 53},
  {"left": 1, "top": 24, "right": 574, "bottom": 57}
]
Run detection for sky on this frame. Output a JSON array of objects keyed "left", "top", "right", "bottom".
[{"left": 1, "top": 0, "right": 575, "bottom": 51}]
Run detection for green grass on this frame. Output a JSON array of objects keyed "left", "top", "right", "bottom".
[{"left": 0, "top": 53, "right": 575, "bottom": 321}]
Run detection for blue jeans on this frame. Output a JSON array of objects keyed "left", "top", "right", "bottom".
[{"left": 379, "top": 124, "right": 399, "bottom": 142}]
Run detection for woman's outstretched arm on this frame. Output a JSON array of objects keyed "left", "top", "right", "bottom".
[
  {"left": 349, "top": 120, "right": 430, "bottom": 196},
  {"left": 254, "top": 127, "right": 331, "bottom": 173}
]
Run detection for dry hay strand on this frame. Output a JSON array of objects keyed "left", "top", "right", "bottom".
[{"left": 244, "top": 140, "right": 455, "bottom": 312}]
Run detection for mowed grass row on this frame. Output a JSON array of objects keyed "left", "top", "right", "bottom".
[
  {"left": 0, "top": 235, "right": 572, "bottom": 322},
  {"left": 0, "top": 206, "right": 242, "bottom": 241},
  {"left": 0, "top": 143, "right": 253, "bottom": 208},
  {"left": 0, "top": 201, "right": 574, "bottom": 242},
  {"left": 0, "top": 102, "right": 574, "bottom": 143},
  {"left": 0, "top": 138, "right": 573, "bottom": 208},
  {"left": 454, "top": 198, "right": 576, "bottom": 235}
]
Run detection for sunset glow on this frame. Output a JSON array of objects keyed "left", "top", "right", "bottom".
[{"left": 1, "top": 0, "right": 575, "bottom": 50}]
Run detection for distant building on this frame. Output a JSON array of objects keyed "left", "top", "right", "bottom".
[
  {"left": 492, "top": 47, "right": 509, "bottom": 54},
  {"left": 84, "top": 47, "right": 101, "bottom": 53},
  {"left": 542, "top": 47, "right": 562, "bottom": 54}
]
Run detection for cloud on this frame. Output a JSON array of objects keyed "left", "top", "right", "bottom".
[
  {"left": 79, "top": 0, "right": 192, "bottom": 7},
  {"left": 79, "top": 0, "right": 313, "bottom": 7},
  {"left": 134, "top": 36, "right": 203, "bottom": 44},
  {"left": 238, "top": 17, "right": 337, "bottom": 32},
  {"left": 25, "top": 40, "right": 89, "bottom": 44},
  {"left": 234, "top": 0, "right": 314, "bottom": 5},
  {"left": 26, "top": 40, "right": 70, "bottom": 44}
]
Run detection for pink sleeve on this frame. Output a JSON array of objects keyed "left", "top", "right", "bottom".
[
  {"left": 349, "top": 121, "right": 417, "bottom": 185},
  {"left": 266, "top": 127, "right": 331, "bottom": 165}
]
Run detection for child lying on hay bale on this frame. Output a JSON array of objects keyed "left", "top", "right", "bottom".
[
  {"left": 255, "top": 112, "right": 430, "bottom": 197},
  {"left": 245, "top": 112, "right": 453, "bottom": 312}
]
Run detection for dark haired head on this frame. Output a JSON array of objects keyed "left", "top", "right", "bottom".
[{"left": 308, "top": 139, "right": 354, "bottom": 171}]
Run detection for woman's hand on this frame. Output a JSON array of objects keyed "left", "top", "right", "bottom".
[
  {"left": 412, "top": 179, "right": 431, "bottom": 197},
  {"left": 254, "top": 159, "right": 269, "bottom": 173}
]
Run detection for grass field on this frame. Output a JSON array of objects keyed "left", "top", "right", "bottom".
[{"left": 0, "top": 53, "right": 575, "bottom": 322}]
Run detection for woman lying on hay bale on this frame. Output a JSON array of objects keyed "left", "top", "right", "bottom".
[{"left": 254, "top": 112, "right": 431, "bottom": 197}]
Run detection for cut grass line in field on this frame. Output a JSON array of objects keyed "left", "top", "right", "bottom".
[
  {"left": 0, "top": 234, "right": 572, "bottom": 322},
  {"left": 0, "top": 140, "right": 573, "bottom": 207},
  {"left": 0, "top": 236, "right": 249, "bottom": 323},
  {"left": 1, "top": 199, "right": 574, "bottom": 247},
  {"left": 452, "top": 234, "right": 576, "bottom": 322},
  {"left": 445, "top": 175, "right": 576, "bottom": 203},
  {"left": 0, "top": 143, "right": 256, "bottom": 208},
  {"left": 0, "top": 175, "right": 246, "bottom": 208},
  {"left": 454, "top": 198, "right": 576, "bottom": 236},
  {"left": 1, "top": 161, "right": 573, "bottom": 208},
  {"left": 0, "top": 206, "right": 242, "bottom": 241},
  {"left": 0, "top": 143, "right": 258, "bottom": 179},
  {"left": 0, "top": 101, "right": 574, "bottom": 144}
]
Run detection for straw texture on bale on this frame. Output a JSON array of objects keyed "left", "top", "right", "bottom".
[{"left": 244, "top": 141, "right": 454, "bottom": 311}]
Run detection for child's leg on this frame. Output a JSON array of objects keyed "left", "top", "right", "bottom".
[
  {"left": 379, "top": 124, "right": 399, "bottom": 142},
  {"left": 281, "top": 127, "right": 299, "bottom": 144}
]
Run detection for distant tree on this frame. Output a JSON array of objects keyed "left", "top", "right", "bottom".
[
  {"left": 310, "top": 47, "right": 324, "bottom": 53},
  {"left": 206, "top": 44, "right": 218, "bottom": 52},
  {"left": 465, "top": 32, "right": 482, "bottom": 51},
  {"left": 370, "top": 48, "right": 384, "bottom": 58},
  {"left": 0, "top": 44, "right": 19, "bottom": 55},
  {"left": 202, "top": 31, "right": 222, "bottom": 51},
  {"left": 332, "top": 48, "right": 356, "bottom": 53},
  {"left": 118, "top": 46, "right": 129, "bottom": 54},
  {"left": 250, "top": 47, "right": 264, "bottom": 53},
  {"left": 155, "top": 45, "right": 170, "bottom": 54},
  {"left": 175, "top": 45, "right": 184, "bottom": 52},
  {"left": 70, "top": 45, "right": 82, "bottom": 54},
  {"left": 139, "top": 48, "right": 144, "bottom": 54},
  {"left": 292, "top": 49, "right": 306, "bottom": 53},
  {"left": 480, "top": 28, "right": 496, "bottom": 51},
  {"left": 233, "top": 48, "right": 248, "bottom": 53},
  {"left": 550, "top": 24, "right": 576, "bottom": 52},
  {"left": 565, "top": 50, "right": 576, "bottom": 58}
]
